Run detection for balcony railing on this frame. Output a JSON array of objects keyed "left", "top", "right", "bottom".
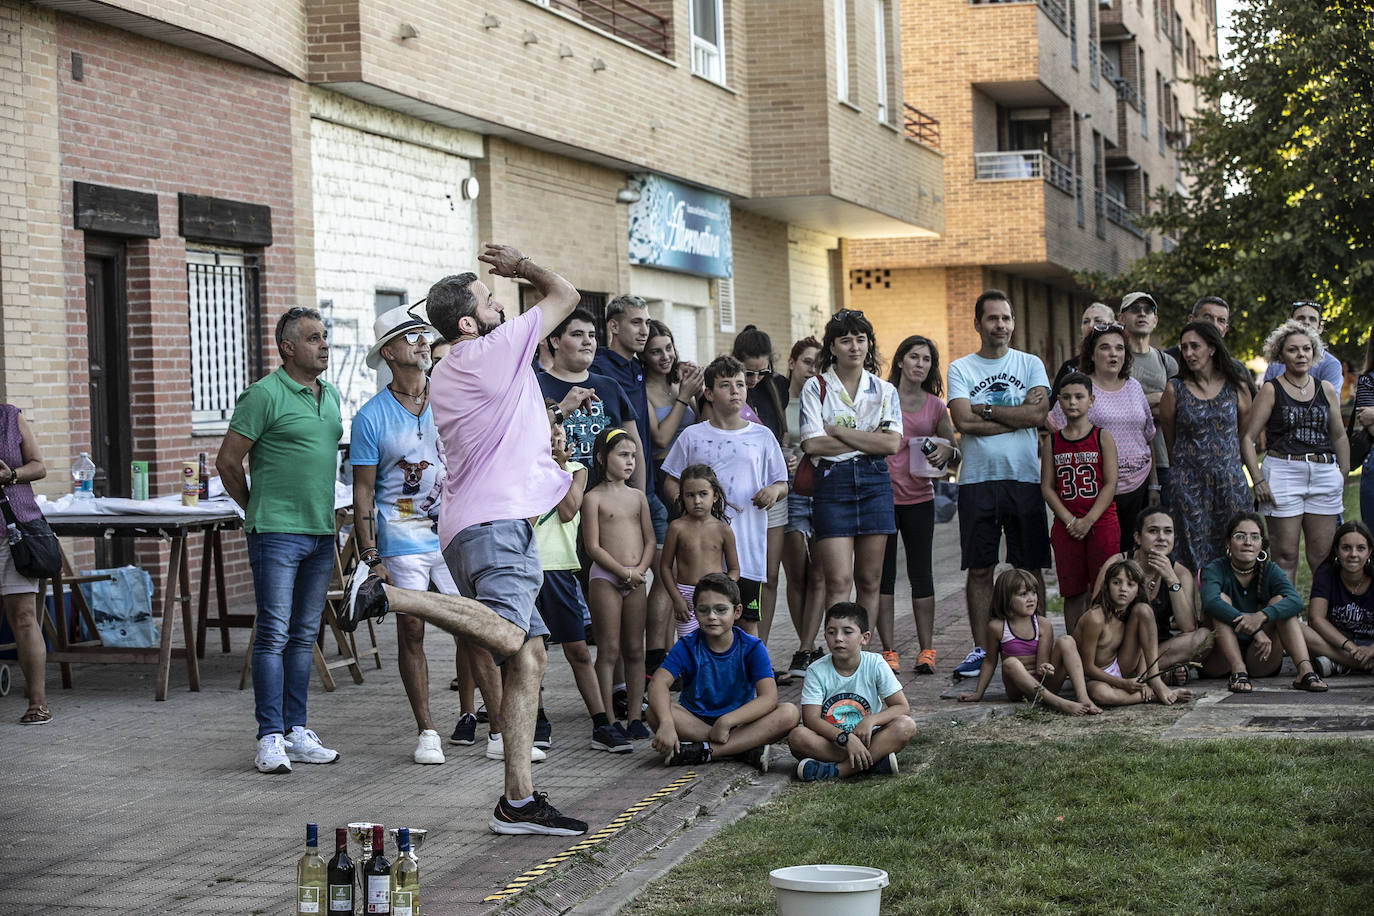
[
  {"left": 1100, "top": 52, "right": 1119, "bottom": 84},
  {"left": 1088, "top": 41, "right": 1100, "bottom": 89},
  {"left": 903, "top": 104, "right": 941, "bottom": 149},
  {"left": 1076, "top": 176, "right": 1085, "bottom": 227},
  {"left": 1094, "top": 188, "right": 1106, "bottom": 238},
  {"left": 974, "top": 150, "right": 1074, "bottom": 195},
  {"left": 1115, "top": 77, "right": 1140, "bottom": 109},
  {"left": 542, "top": 0, "right": 670, "bottom": 58},
  {"left": 1158, "top": 119, "right": 1165, "bottom": 153},
  {"left": 967, "top": 0, "right": 1068, "bottom": 36},
  {"left": 1106, "top": 193, "right": 1145, "bottom": 237},
  {"left": 1141, "top": 94, "right": 1149, "bottom": 137}
]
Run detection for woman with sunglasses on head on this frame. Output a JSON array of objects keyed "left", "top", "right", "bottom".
[
  {"left": 1240, "top": 320, "right": 1348, "bottom": 587},
  {"left": 1300, "top": 520, "right": 1374, "bottom": 675},
  {"left": 731, "top": 326, "right": 790, "bottom": 649},
  {"left": 1159, "top": 320, "right": 1253, "bottom": 572},
  {"left": 1199, "top": 511, "right": 1325, "bottom": 692},
  {"left": 1050, "top": 322, "right": 1157, "bottom": 551},
  {"left": 800, "top": 310, "right": 901, "bottom": 656}
]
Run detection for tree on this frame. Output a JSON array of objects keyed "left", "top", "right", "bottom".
[{"left": 1079, "top": 0, "right": 1374, "bottom": 361}]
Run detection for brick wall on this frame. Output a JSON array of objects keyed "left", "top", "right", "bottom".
[
  {"left": 787, "top": 225, "right": 837, "bottom": 345},
  {"left": 54, "top": 13, "right": 302, "bottom": 606},
  {"left": 845, "top": 266, "right": 947, "bottom": 375},
  {"left": 724, "top": 208, "right": 791, "bottom": 361}
]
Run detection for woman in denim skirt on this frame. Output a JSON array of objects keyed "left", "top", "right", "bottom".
[{"left": 799, "top": 311, "right": 902, "bottom": 635}]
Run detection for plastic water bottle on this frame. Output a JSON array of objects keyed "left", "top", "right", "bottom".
[{"left": 71, "top": 452, "right": 96, "bottom": 500}]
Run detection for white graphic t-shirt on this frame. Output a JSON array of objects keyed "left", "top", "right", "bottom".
[
  {"left": 800, "top": 652, "right": 903, "bottom": 732},
  {"left": 350, "top": 391, "right": 444, "bottom": 557},
  {"left": 947, "top": 348, "right": 1050, "bottom": 485}
]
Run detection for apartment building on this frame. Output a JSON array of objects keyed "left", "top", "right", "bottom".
[
  {"left": 0, "top": 0, "right": 942, "bottom": 602},
  {"left": 848, "top": 0, "right": 1216, "bottom": 368}
]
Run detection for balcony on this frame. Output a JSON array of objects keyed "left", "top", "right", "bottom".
[
  {"left": 1105, "top": 192, "right": 1145, "bottom": 237},
  {"left": 1115, "top": 77, "right": 1140, "bottom": 110},
  {"left": 1094, "top": 188, "right": 1106, "bottom": 238},
  {"left": 1100, "top": 52, "right": 1119, "bottom": 84},
  {"left": 541, "top": 0, "right": 670, "bottom": 57},
  {"left": 974, "top": 150, "right": 1074, "bottom": 195},
  {"left": 967, "top": 0, "right": 1068, "bottom": 35},
  {"left": 904, "top": 104, "right": 941, "bottom": 149},
  {"left": 1088, "top": 40, "right": 1100, "bottom": 89}
]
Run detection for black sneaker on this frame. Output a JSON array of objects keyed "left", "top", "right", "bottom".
[
  {"left": 612, "top": 685, "right": 629, "bottom": 720},
  {"left": 534, "top": 718, "right": 552, "bottom": 750},
  {"left": 809, "top": 647, "right": 825, "bottom": 666},
  {"left": 337, "top": 566, "right": 388, "bottom": 633},
  {"left": 787, "top": 650, "right": 812, "bottom": 678},
  {"left": 741, "top": 744, "right": 770, "bottom": 773},
  {"left": 591, "top": 723, "right": 632, "bottom": 753},
  {"left": 664, "top": 741, "right": 712, "bottom": 767},
  {"left": 488, "top": 792, "right": 588, "bottom": 836},
  {"left": 626, "top": 719, "right": 652, "bottom": 740},
  {"left": 450, "top": 713, "right": 477, "bottom": 746},
  {"left": 476, "top": 705, "right": 488, "bottom": 724}
]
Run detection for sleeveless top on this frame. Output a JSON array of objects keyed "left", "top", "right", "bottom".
[
  {"left": 0, "top": 404, "right": 42, "bottom": 522},
  {"left": 1000, "top": 615, "right": 1039, "bottom": 656},
  {"left": 1049, "top": 426, "right": 1118, "bottom": 523},
  {"left": 1264, "top": 378, "right": 1334, "bottom": 456}
]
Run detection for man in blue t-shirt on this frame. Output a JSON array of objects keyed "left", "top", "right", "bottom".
[
  {"left": 351, "top": 307, "right": 504, "bottom": 767},
  {"left": 537, "top": 308, "right": 639, "bottom": 476},
  {"left": 647, "top": 573, "right": 798, "bottom": 771},
  {"left": 947, "top": 290, "right": 1052, "bottom": 678}
]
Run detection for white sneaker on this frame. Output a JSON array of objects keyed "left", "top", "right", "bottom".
[
  {"left": 414, "top": 729, "right": 445, "bottom": 765},
  {"left": 284, "top": 726, "right": 340, "bottom": 764},
  {"left": 255, "top": 733, "right": 291, "bottom": 774},
  {"left": 485, "top": 732, "right": 546, "bottom": 762}
]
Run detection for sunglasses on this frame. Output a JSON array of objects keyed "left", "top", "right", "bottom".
[
  {"left": 1092, "top": 322, "right": 1125, "bottom": 332},
  {"left": 1122, "top": 301, "right": 1157, "bottom": 315},
  {"left": 397, "top": 330, "right": 432, "bottom": 345},
  {"left": 833, "top": 309, "right": 866, "bottom": 321},
  {"left": 1290, "top": 300, "right": 1322, "bottom": 316},
  {"left": 743, "top": 368, "right": 772, "bottom": 380}
]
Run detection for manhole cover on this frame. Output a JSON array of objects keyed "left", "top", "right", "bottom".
[{"left": 1244, "top": 716, "right": 1374, "bottom": 732}]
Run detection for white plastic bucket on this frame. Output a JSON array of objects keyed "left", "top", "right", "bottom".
[{"left": 769, "top": 864, "right": 889, "bottom": 916}]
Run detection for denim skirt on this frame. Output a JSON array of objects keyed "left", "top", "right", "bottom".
[{"left": 812, "top": 455, "right": 897, "bottom": 539}]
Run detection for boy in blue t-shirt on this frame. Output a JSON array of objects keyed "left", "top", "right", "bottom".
[
  {"left": 788, "top": 602, "right": 916, "bottom": 780},
  {"left": 648, "top": 573, "right": 799, "bottom": 771}
]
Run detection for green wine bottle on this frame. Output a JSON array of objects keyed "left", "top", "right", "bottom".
[
  {"left": 296, "top": 824, "right": 327, "bottom": 915},
  {"left": 390, "top": 828, "right": 420, "bottom": 916}
]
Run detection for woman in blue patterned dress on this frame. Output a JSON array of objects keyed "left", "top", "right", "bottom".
[{"left": 1159, "top": 321, "right": 1253, "bottom": 572}]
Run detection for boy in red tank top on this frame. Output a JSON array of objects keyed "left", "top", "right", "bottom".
[{"left": 1041, "top": 373, "right": 1120, "bottom": 635}]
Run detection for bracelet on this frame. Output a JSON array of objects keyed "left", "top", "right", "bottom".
[
  {"left": 360, "top": 548, "right": 379, "bottom": 560},
  {"left": 1343, "top": 639, "right": 1354, "bottom": 651},
  {"left": 676, "top": 398, "right": 690, "bottom": 407},
  {"left": 515, "top": 255, "right": 531, "bottom": 277},
  {"left": 1148, "top": 484, "right": 1161, "bottom": 491}
]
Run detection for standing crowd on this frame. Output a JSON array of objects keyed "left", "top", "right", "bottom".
[{"left": 3, "top": 244, "right": 1373, "bottom": 838}]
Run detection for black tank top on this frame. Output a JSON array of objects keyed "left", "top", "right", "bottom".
[{"left": 1264, "top": 378, "right": 1334, "bottom": 455}]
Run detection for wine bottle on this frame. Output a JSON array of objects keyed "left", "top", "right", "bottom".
[
  {"left": 296, "top": 824, "right": 327, "bottom": 915},
  {"left": 327, "top": 827, "right": 355, "bottom": 914},
  {"left": 390, "top": 828, "right": 420, "bottom": 916},
  {"left": 363, "top": 824, "right": 391, "bottom": 914}
]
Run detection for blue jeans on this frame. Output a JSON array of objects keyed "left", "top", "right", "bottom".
[{"left": 247, "top": 532, "right": 335, "bottom": 739}]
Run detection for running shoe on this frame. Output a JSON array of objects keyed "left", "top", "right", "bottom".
[
  {"left": 787, "top": 650, "right": 812, "bottom": 678},
  {"left": 870, "top": 752, "right": 899, "bottom": 776},
  {"left": 489, "top": 792, "right": 588, "bottom": 836},
  {"left": 664, "top": 741, "right": 712, "bottom": 767},
  {"left": 952, "top": 647, "right": 986, "bottom": 679},
  {"left": 796, "top": 758, "right": 839, "bottom": 781},
  {"left": 450, "top": 713, "right": 478, "bottom": 746},
  {"left": 626, "top": 719, "right": 652, "bottom": 740},
  {"left": 337, "top": 566, "right": 388, "bottom": 633},
  {"left": 284, "top": 726, "right": 339, "bottom": 764},
  {"left": 534, "top": 718, "right": 553, "bottom": 750},
  {"left": 881, "top": 649, "right": 900, "bottom": 672},
  {"left": 591, "top": 723, "right": 632, "bottom": 753},
  {"left": 254, "top": 733, "right": 291, "bottom": 774},
  {"left": 413, "top": 729, "right": 444, "bottom": 765}
]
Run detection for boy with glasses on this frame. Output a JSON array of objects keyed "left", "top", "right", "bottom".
[{"left": 647, "top": 573, "right": 799, "bottom": 770}]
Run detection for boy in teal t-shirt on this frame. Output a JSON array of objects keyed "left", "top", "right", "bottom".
[{"left": 788, "top": 602, "right": 916, "bottom": 780}]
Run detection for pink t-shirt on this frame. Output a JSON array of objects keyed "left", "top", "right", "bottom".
[
  {"left": 1048, "top": 376, "right": 1155, "bottom": 494},
  {"left": 886, "top": 392, "right": 947, "bottom": 505},
  {"left": 431, "top": 306, "right": 571, "bottom": 547}
]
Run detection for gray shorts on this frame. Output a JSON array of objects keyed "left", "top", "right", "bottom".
[{"left": 442, "top": 519, "right": 548, "bottom": 660}]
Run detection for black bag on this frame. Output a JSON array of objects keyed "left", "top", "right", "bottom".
[
  {"left": 0, "top": 491, "right": 61, "bottom": 579},
  {"left": 1349, "top": 373, "right": 1372, "bottom": 473}
]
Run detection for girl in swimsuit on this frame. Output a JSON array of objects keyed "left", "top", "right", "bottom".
[
  {"left": 582, "top": 428, "right": 657, "bottom": 740},
  {"left": 1076, "top": 557, "right": 1206, "bottom": 706},
  {"left": 957, "top": 568, "right": 1102, "bottom": 715},
  {"left": 660, "top": 464, "right": 740, "bottom": 639}
]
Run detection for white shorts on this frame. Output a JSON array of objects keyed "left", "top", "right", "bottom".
[
  {"left": 1261, "top": 456, "right": 1344, "bottom": 518},
  {"left": 767, "top": 498, "right": 788, "bottom": 530},
  {"left": 380, "top": 549, "right": 460, "bottom": 595},
  {"left": 0, "top": 537, "right": 39, "bottom": 596}
]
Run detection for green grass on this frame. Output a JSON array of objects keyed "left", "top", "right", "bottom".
[{"left": 626, "top": 726, "right": 1374, "bottom": 915}]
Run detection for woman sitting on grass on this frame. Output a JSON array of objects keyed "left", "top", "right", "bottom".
[
  {"left": 1198, "top": 510, "right": 1326, "bottom": 693},
  {"left": 1076, "top": 557, "right": 1208, "bottom": 706},
  {"left": 1300, "top": 520, "right": 1374, "bottom": 675},
  {"left": 956, "top": 568, "right": 1102, "bottom": 716}
]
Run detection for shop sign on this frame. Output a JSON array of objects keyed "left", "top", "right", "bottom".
[{"left": 626, "top": 174, "right": 732, "bottom": 278}]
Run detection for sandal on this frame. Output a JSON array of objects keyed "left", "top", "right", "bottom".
[
  {"left": 19, "top": 705, "right": 52, "bottom": 725},
  {"left": 449, "top": 678, "right": 461, "bottom": 692},
  {"left": 1292, "top": 671, "right": 1328, "bottom": 693},
  {"left": 1228, "top": 672, "right": 1253, "bottom": 693}
]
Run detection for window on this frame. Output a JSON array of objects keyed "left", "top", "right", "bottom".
[
  {"left": 873, "top": 0, "right": 889, "bottom": 122},
  {"left": 187, "top": 249, "right": 261, "bottom": 433},
  {"left": 690, "top": 0, "right": 725, "bottom": 83},
  {"left": 834, "top": 0, "right": 850, "bottom": 102}
]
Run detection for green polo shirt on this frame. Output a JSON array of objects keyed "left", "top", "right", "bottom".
[{"left": 228, "top": 368, "right": 343, "bottom": 535}]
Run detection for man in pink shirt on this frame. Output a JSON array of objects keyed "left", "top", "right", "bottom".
[{"left": 339, "top": 243, "right": 588, "bottom": 837}]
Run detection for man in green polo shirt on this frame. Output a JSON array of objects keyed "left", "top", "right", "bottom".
[{"left": 216, "top": 307, "right": 345, "bottom": 774}]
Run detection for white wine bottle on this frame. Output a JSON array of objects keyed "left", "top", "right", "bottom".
[
  {"left": 390, "top": 828, "right": 420, "bottom": 916},
  {"left": 296, "top": 824, "right": 327, "bottom": 915},
  {"left": 363, "top": 825, "right": 391, "bottom": 914}
]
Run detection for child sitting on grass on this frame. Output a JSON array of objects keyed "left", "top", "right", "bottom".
[
  {"left": 956, "top": 568, "right": 1102, "bottom": 716},
  {"left": 787, "top": 602, "right": 916, "bottom": 781},
  {"left": 660, "top": 463, "right": 740, "bottom": 638},
  {"left": 648, "top": 573, "right": 799, "bottom": 771},
  {"left": 1076, "top": 556, "right": 1211, "bottom": 706}
]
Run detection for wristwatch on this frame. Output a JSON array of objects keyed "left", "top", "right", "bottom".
[
  {"left": 551, "top": 405, "right": 565, "bottom": 423},
  {"left": 1166, "top": 581, "right": 1182, "bottom": 592},
  {"left": 981, "top": 404, "right": 994, "bottom": 420},
  {"left": 833, "top": 731, "right": 849, "bottom": 747}
]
